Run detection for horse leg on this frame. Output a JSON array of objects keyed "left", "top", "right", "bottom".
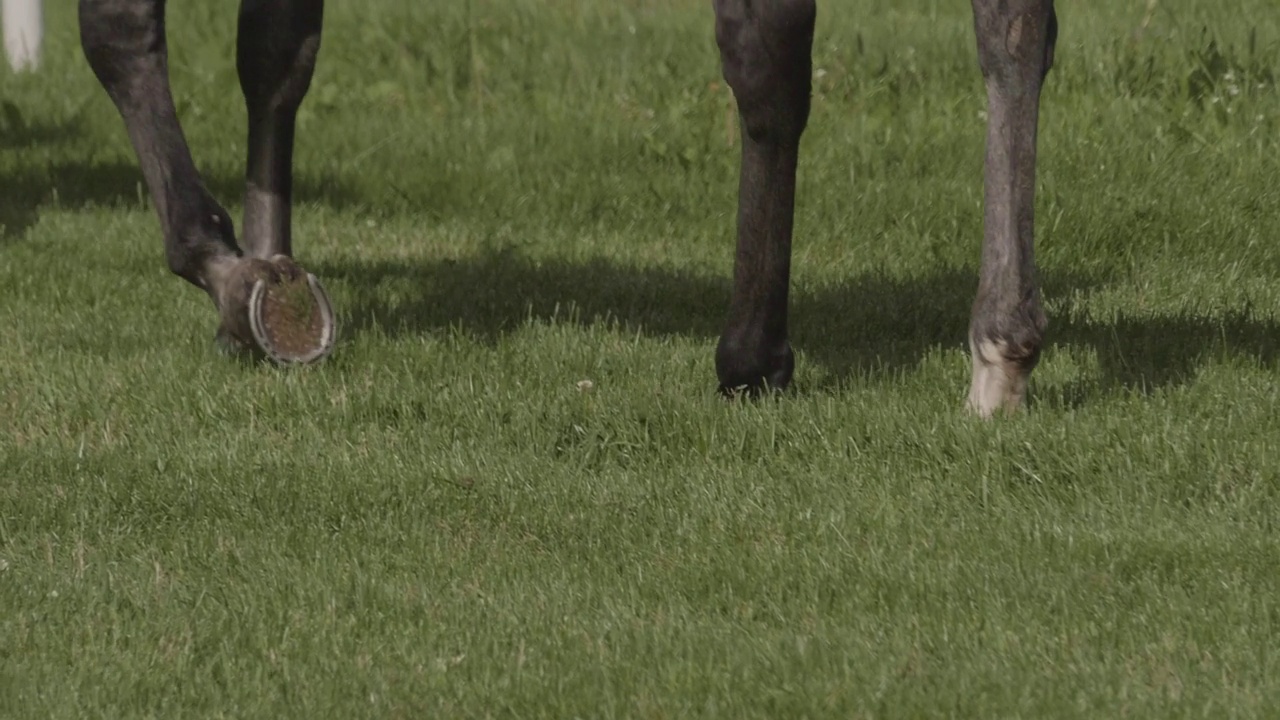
[
  {"left": 712, "top": 0, "right": 815, "bottom": 395},
  {"left": 967, "top": 0, "right": 1057, "bottom": 416},
  {"left": 79, "top": 0, "right": 333, "bottom": 363},
  {"left": 237, "top": 0, "right": 322, "bottom": 260}
]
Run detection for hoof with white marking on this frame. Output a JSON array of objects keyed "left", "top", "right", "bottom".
[{"left": 966, "top": 337, "right": 1034, "bottom": 418}]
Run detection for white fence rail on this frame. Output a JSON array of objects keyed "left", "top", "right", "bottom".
[{"left": 3, "top": 0, "right": 42, "bottom": 71}]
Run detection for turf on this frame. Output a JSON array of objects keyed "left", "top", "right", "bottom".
[{"left": 4, "top": 0, "right": 1280, "bottom": 716}]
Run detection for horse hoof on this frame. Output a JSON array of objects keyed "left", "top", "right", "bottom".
[
  {"left": 245, "top": 256, "right": 336, "bottom": 365},
  {"left": 715, "top": 333, "right": 794, "bottom": 398}
]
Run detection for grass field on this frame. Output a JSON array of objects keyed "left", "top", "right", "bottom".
[{"left": 4, "top": 0, "right": 1280, "bottom": 716}]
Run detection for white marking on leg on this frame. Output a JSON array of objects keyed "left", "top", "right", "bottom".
[{"left": 967, "top": 338, "right": 1029, "bottom": 418}]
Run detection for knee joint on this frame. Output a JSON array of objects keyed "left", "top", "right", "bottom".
[
  {"left": 714, "top": 0, "right": 816, "bottom": 144},
  {"left": 974, "top": 4, "right": 1057, "bottom": 85}
]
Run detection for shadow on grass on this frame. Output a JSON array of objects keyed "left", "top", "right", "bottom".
[
  {"left": 0, "top": 102, "right": 85, "bottom": 150},
  {"left": 0, "top": 159, "right": 362, "bottom": 242},
  {"left": 314, "top": 252, "right": 1280, "bottom": 402},
  {"left": 7, "top": 119, "right": 1278, "bottom": 406},
  {"left": 327, "top": 250, "right": 722, "bottom": 339},
  {"left": 1041, "top": 308, "right": 1280, "bottom": 410}
]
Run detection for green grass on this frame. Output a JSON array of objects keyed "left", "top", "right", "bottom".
[{"left": 4, "top": 0, "right": 1280, "bottom": 716}]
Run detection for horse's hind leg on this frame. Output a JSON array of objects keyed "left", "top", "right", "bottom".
[{"left": 79, "top": 0, "right": 334, "bottom": 364}]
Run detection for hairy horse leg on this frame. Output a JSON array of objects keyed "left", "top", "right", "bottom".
[
  {"left": 712, "top": 0, "right": 815, "bottom": 395},
  {"left": 79, "top": 0, "right": 333, "bottom": 363},
  {"left": 237, "top": 0, "right": 322, "bottom": 260},
  {"left": 967, "top": 0, "right": 1057, "bottom": 416}
]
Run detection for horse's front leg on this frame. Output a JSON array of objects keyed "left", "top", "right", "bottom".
[
  {"left": 712, "top": 0, "right": 815, "bottom": 395},
  {"left": 237, "top": 0, "right": 322, "bottom": 261},
  {"left": 967, "top": 0, "right": 1057, "bottom": 416},
  {"left": 79, "top": 0, "right": 334, "bottom": 364}
]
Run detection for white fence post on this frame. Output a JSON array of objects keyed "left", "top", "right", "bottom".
[{"left": 3, "top": 0, "right": 43, "bottom": 72}]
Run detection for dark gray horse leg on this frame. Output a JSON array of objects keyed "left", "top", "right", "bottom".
[
  {"left": 713, "top": 0, "right": 815, "bottom": 394},
  {"left": 237, "top": 0, "right": 323, "bottom": 259},
  {"left": 79, "top": 0, "right": 333, "bottom": 363},
  {"left": 967, "top": 0, "right": 1057, "bottom": 416},
  {"left": 79, "top": 0, "right": 240, "bottom": 296}
]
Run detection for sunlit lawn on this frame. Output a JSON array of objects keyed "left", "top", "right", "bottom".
[{"left": 3, "top": 1, "right": 1280, "bottom": 716}]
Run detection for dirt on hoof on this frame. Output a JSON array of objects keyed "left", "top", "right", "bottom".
[
  {"left": 249, "top": 256, "right": 336, "bottom": 365},
  {"left": 212, "top": 256, "right": 336, "bottom": 365}
]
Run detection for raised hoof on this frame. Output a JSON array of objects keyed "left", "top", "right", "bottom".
[
  {"left": 715, "top": 337, "right": 795, "bottom": 399},
  {"left": 214, "top": 255, "right": 336, "bottom": 365}
]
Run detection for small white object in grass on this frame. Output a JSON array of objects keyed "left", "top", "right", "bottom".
[
  {"left": 3, "top": 0, "right": 42, "bottom": 71},
  {"left": 576, "top": 379, "right": 594, "bottom": 392},
  {"left": 0, "top": 557, "right": 8, "bottom": 572}
]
